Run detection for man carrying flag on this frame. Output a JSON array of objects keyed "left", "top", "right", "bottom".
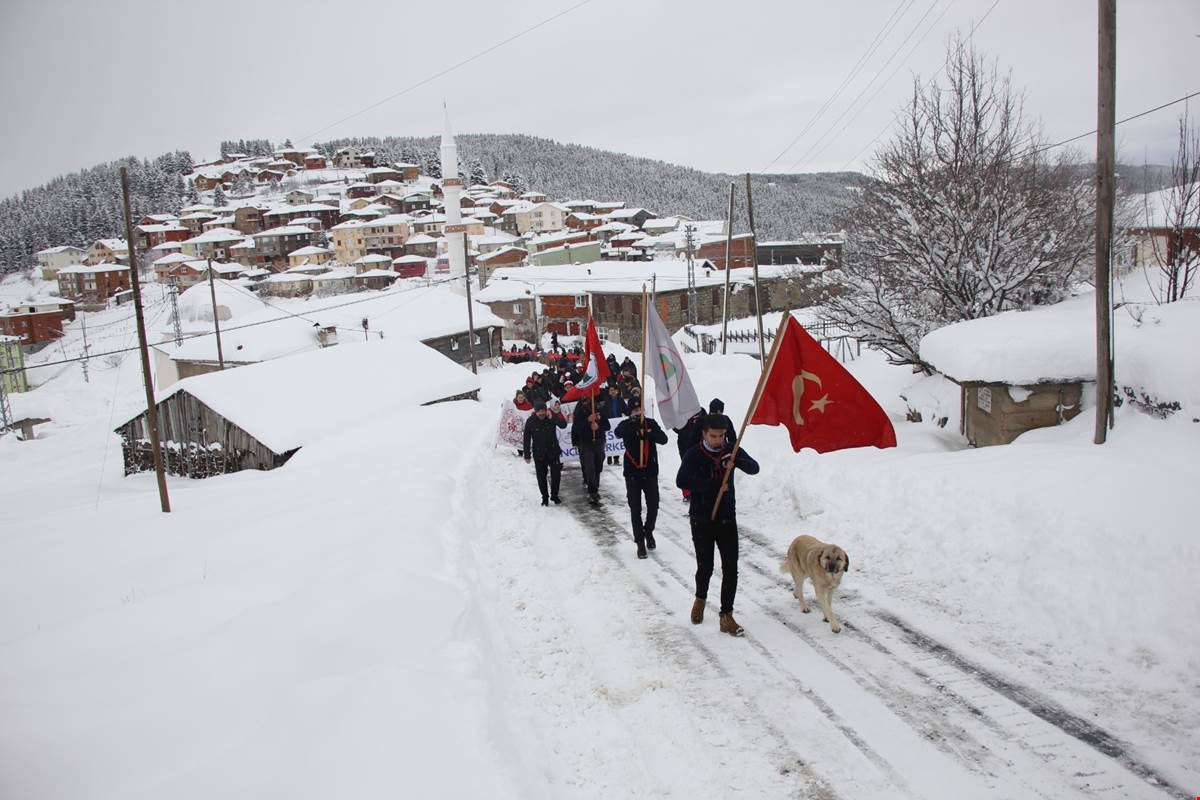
[{"left": 564, "top": 319, "right": 612, "bottom": 505}]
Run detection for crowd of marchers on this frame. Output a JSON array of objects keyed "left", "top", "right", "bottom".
[{"left": 516, "top": 351, "right": 758, "bottom": 638}]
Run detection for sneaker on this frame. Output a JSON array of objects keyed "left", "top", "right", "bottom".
[
  {"left": 719, "top": 612, "right": 745, "bottom": 637},
  {"left": 690, "top": 598, "right": 705, "bottom": 625},
  {"left": 636, "top": 540, "right": 647, "bottom": 559},
  {"left": 644, "top": 532, "right": 656, "bottom": 550}
]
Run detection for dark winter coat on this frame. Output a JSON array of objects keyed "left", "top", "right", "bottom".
[
  {"left": 570, "top": 405, "right": 611, "bottom": 447},
  {"left": 614, "top": 416, "right": 668, "bottom": 475},
  {"left": 524, "top": 412, "right": 567, "bottom": 461},
  {"left": 620, "top": 358, "right": 638, "bottom": 379},
  {"left": 674, "top": 410, "right": 707, "bottom": 457},
  {"left": 676, "top": 442, "right": 759, "bottom": 521},
  {"left": 600, "top": 394, "right": 629, "bottom": 419}
]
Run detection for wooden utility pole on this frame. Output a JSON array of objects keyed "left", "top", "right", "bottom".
[
  {"left": 745, "top": 173, "right": 766, "bottom": 364},
  {"left": 121, "top": 167, "right": 170, "bottom": 513},
  {"left": 463, "top": 234, "right": 478, "bottom": 374},
  {"left": 1094, "top": 0, "right": 1116, "bottom": 443},
  {"left": 206, "top": 258, "right": 225, "bottom": 370},
  {"left": 720, "top": 182, "right": 735, "bottom": 354}
]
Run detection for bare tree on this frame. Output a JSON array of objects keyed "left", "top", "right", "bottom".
[
  {"left": 1137, "top": 113, "right": 1200, "bottom": 303},
  {"left": 821, "top": 36, "right": 1095, "bottom": 369}
]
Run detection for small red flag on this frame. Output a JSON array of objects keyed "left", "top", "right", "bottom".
[
  {"left": 751, "top": 316, "right": 896, "bottom": 453},
  {"left": 561, "top": 320, "right": 612, "bottom": 402}
]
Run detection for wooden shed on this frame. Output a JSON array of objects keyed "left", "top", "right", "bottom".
[
  {"left": 117, "top": 339, "right": 481, "bottom": 478},
  {"left": 919, "top": 301, "right": 1094, "bottom": 447}
]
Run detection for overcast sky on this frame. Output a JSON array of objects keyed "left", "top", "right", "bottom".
[{"left": 0, "top": 0, "right": 1196, "bottom": 198}]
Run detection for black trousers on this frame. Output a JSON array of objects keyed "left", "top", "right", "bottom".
[
  {"left": 578, "top": 439, "right": 605, "bottom": 494},
  {"left": 534, "top": 457, "right": 562, "bottom": 500},
  {"left": 691, "top": 517, "right": 739, "bottom": 614},
  {"left": 624, "top": 472, "right": 659, "bottom": 541}
]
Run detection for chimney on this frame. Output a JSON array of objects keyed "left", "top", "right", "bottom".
[{"left": 317, "top": 326, "right": 338, "bottom": 348}]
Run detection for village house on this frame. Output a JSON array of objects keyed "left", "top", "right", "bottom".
[
  {"left": 528, "top": 240, "right": 602, "bottom": 268},
  {"left": 365, "top": 166, "right": 405, "bottom": 184},
  {"left": 231, "top": 205, "right": 268, "bottom": 235},
  {"left": 251, "top": 225, "right": 321, "bottom": 270},
  {"left": 85, "top": 238, "right": 129, "bottom": 265},
  {"left": 152, "top": 253, "right": 207, "bottom": 287},
  {"left": 287, "top": 245, "right": 334, "bottom": 270},
  {"left": 0, "top": 299, "right": 74, "bottom": 346},
  {"left": 604, "top": 207, "right": 656, "bottom": 229},
  {"left": 179, "top": 211, "right": 218, "bottom": 235},
  {"left": 56, "top": 264, "right": 130, "bottom": 308},
  {"left": 393, "top": 162, "right": 420, "bottom": 181},
  {"left": 355, "top": 268, "right": 401, "bottom": 291},
  {"left": 698, "top": 232, "right": 756, "bottom": 270},
  {"left": 273, "top": 147, "right": 309, "bottom": 166},
  {"left": 35, "top": 245, "right": 87, "bottom": 280},
  {"left": 330, "top": 219, "right": 368, "bottom": 264},
  {"left": 286, "top": 189, "right": 314, "bottom": 205},
  {"left": 476, "top": 246, "right": 528, "bottom": 286},
  {"left": 134, "top": 223, "right": 190, "bottom": 255},
  {"left": 333, "top": 147, "right": 376, "bottom": 169},
  {"left": 257, "top": 272, "right": 313, "bottom": 298},
  {"left": 180, "top": 228, "right": 246, "bottom": 262},
  {"left": 503, "top": 201, "right": 570, "bottom": 235},
  {"left": 757, "top": 238, "right": 844, "bottom": 268},
  {"left": 351, "top": 253, "right": 393, "bottom": 274},
  {"left": 403, "top": 233, "right": 440, "bottom": 258},
  {"left": 392, "top": 254, "right": 431, "bottom": 278},
  {"left": 566, "top": 212, "right": 604, "bottom": 231}
]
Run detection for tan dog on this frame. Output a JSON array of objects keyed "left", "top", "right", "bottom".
[{"left": 780, "top": 535, "right": 850, "bottom": 633}]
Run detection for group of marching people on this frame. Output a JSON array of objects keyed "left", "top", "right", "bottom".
[{"left": 518, "top": 354, "right": 759, "bottom": 637}]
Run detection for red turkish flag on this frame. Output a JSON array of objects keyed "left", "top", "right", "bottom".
[
  {"left": 751, "top": 316, "right": 896, "bottom": 453},
  {"left": 561, "top": 320, "right": 612, "bottom": 402}
]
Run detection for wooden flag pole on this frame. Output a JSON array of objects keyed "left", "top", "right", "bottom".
[
  {"left": 709, "top": 311, "right": 790, "bottom": 522},
  {"left": 638, "top": 283, "right": 649, "bottom": 467},
  {"left": 720, "top": 182, "right": 735, "bottom": 355}
]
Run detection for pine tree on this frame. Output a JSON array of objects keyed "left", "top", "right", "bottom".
[{"left": 212, "top": 184, "right": 228, "bottom": 207}]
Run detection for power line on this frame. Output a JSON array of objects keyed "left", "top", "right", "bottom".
[
  {"left": 841, "top": 0, "right": 1001, "bottom": 170},
  {"left": 6, "top": 275, "right": 464, "bottom": 376},
  {"left": 801, "top": 0, "right": 955, "bottom": 170},
  {"left": 1030, "top": 89, "right": 1200, "bottom": 155},
  {"left": 758, "top": 0, "right": 915, "bottom": 174},
  {"left": 295, "top": 0, "right": 593, "bottom": 145},
  {"left": 784, "top": 0, "right": 945, "bottom": 174}
]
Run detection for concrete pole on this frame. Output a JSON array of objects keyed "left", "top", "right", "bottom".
[{"left": 1094, "top": 0, "right": 1116, "bottom": 443}]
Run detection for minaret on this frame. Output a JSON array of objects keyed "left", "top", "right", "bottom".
[{"left": 440, "top": 104, "right": 466, "bottom": 290}]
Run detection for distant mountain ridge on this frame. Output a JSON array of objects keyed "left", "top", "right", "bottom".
[{"left": 0, "top": 134, "right": 863, "bottom": 274}]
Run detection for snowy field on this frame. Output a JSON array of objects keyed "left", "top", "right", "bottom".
[{"left": 1, "top": 274, "right": 1197, "bottom": 798}]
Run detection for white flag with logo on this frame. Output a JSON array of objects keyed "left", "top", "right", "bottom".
[{"left": 644, "top": 302, "right": 702, "bottom": 430}]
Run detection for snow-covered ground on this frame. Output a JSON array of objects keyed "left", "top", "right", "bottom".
[{"left": 1, "top": 270, "right": 1196, "bottom": 798}]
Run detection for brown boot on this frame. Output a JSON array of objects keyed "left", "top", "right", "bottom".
[
  {"left": 690, "top": 598, "right": 705, "bottom": 625},
  {"left": 719, "top": 612, "right": 744, "bottom": 637}
]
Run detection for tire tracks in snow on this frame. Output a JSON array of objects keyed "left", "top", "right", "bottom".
[{"left": 730, "top": 524, "right": 1189, "bottom": 799}]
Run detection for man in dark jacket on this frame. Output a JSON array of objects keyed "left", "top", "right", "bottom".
[
  {"left": 707, "top": 398, "right": 735, "bottom": 444},
  {"left": 614, "top": 398, "right": 668, "bottom": 559},
  {"left": 673, "top": 406, "right": 707, "bottom": 501},
  {"left": 600, "top": 384, "right": 629, "bottom": 465},
  {"left": 676, "top": 415, "right": 760, "bottom": 637},
  {"left": 524, "top": 402, "right": 567, "bottom": 506},
  {"left": 570, "top": 398, "right": 610, "bottom": 505}
]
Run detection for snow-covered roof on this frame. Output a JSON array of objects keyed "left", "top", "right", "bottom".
[
  {"left": 183, "top": 228, "right": 244, "bottom": 245},
  {"left": 357, "top": 268, "right": 400, "bottom": 279},
  {"left": 353, "top": 254, "right": 393, "bottom": 265},
  {"left": 1131, "top": 183, "right": 1199, "bottom": 230},
  {"left": 36, "top": 245, "right": 85, "bottom": 255},
  {"left": 393, "top": 255, "right": 429, "bottom": 264},
  {"left": 56, "top": 263, "right": 128, "bottom": 275},
  {"left": 920, "top": 300, "right": 1097, "bottom": 384},
  {"left": 153, "top": 252, "right": 199, "bottom": 266},
  {"left": 93, "top": 238, "right": 129, "bottom": 250},
  {"left": 477, "top": 259, "right": 730, "bottom": 302},
  {"left": 288, "top": 245, "right": 333, "bottom": 257},
  {"left": 171, "top": 279, "right": 269, "bottom": 332},
  {"left": 146, "top": 339, "right": 481, "bottom": 454},
  {"left": 405, "top": 234, "right": 438, "bottom": 245},
  {"left": 254, "top": 225, "right": 317, "bottom": 238},
  {"left": 477, "top": 246, "right": 527, "bottom": 263}
]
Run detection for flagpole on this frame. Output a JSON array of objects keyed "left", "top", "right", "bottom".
[
  {"left": 710, "top": 311, "right": 791, "bottom": 522},
  {"left": 639, "top": 283, "right": 648, "bottom": 467},
  {"left": 588, "top": 296, "right": 597, "bottom": 441}
]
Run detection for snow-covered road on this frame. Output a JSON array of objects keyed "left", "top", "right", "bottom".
[{"left": 470, "top": 447, "right": 1188, "bottom": 799}]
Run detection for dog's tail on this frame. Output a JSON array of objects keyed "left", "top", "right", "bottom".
[{"left": 779, "top": 557, "right": 790, "bottom": 575}]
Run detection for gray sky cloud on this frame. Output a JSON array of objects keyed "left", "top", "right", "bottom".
[{"left": 0, "top": 0, "right": 1196, "bottom": 198}]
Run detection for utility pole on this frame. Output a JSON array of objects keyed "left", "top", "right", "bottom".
[
  {"left": 1094, "top": 0, "right": 1116, "bottom": 444},
  {"left": 207, "top": 258, "right": 225, "bottom": 370},
  {"left": 121, "top": 166, "right": 171, "bottom": 513},
  {"left": 168, "top": 282, "right": 183, "bottom": 347},
  {"left": 720, "top": 182, "right": 735, "bottom": 355},
  {"left": 745, "top": 173, "right": 766, "bottom": 364},
  {"left": 683, "top": 224, "right": 698, "bottom": 324},
  {"left": 80, "top": 313, "right": 91, "bottom": 383},
  {"left": 463, "top": 233, "right": 478, "bottom": 374}
]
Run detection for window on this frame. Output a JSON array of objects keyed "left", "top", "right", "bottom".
[
  {"left": 712, "top": 288, "right": 720, "bottom": 306},
  {"left": 574, "top": 294, "right": 587, "bottom": 308},
  {"left": 680, "top": 293, "right": 688, "bottom": 311},
  {"left": 451, "top": 338, "right": 459, "bottom": 351},
  {"left": 512, "top": 303, "right": 522, "bottom": 314}
]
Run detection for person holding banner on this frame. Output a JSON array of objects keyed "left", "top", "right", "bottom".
[
  {"left": 524, "top": 401, "right": 568, "bottom": 506},
  {"left": 613, "top": 397, "right": 668, "bottom": 559},
  {"left": 676, "top": 416, "right": 759, "bottom": 637}
]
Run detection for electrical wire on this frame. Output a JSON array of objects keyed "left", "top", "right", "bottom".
[{"left": 295, "top": 0, "right": 593, "bottom": 145}]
